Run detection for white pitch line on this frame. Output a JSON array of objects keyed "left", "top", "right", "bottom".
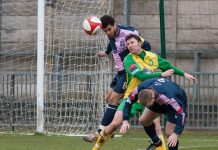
[
  {"left": 137, "top": 145, "right": 218, "bottom": 150},
  {"left": 121, "top": 137, "right": 218, "bottom": 142},
  {"left": 179, "top": 145, "right": 218, "bottom": 149}
]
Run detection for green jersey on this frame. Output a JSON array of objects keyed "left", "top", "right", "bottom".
[{"left": 123, "top": 50, "right": 184, "bottom": 97}]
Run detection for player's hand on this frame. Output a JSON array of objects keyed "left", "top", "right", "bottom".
[
  {"left": 119, "top": 120, "right": 130, "bottom": 134},
  {"left": 97, "top": 51, "right": 107, "bottom": 57},
  {"left": 161, "top": 69, "right": 174, "bottom": 77},
  {"left": 167, "top": 133, "right": 178, "bottom": 147},
  {"left": 184, "top": 73, "right": 198, "bottom": 83}
]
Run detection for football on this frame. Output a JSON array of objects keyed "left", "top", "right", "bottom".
[{"left": 83, "top": 16, "right": 102, "bottom": 35}]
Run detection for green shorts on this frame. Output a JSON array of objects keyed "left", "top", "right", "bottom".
[{"left": 117, "top": 98, "right": 145, "bottom": 118}]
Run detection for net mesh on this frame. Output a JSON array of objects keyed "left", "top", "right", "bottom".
[
  {"left": 44, "top": 0, "right": 112, "bottom": 135},
  {"left": 0, "top": 0, "right": 112, "bottom": 135}
]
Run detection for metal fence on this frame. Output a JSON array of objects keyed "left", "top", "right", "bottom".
[{"left": 0, "top": 72, "right": 218, "bottom": 131}]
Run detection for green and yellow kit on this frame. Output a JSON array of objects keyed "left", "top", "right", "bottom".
[{"left": 118, "top": 49, "right": 185, "bottom": 112}]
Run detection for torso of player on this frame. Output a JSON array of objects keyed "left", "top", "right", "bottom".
[
  {"left": 124, "top": 51, "right": 159, "bottom": 98},
  {"left": 112, "top": 27, "right": 139, "bottom": 72}
]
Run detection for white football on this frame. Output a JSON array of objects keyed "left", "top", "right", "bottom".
[{"left": 83, "top": 16, "right": 102, "bottom": 35}]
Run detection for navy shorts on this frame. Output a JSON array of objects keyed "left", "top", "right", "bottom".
[{"left": 110, "top": 70, "right": 127, "bottom": 94}]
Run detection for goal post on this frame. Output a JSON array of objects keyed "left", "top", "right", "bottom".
[{"left": 37, "top": 0, "right": 45, "bottom": 134}]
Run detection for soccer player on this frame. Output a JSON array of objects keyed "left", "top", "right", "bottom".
[
  {"left": 83, "top": 15, "right": 153, "bottom": 142},
  {"left": 92, "top": 34, "right": 197, "bottom": 150},
  {"left": 120, "top": 77, "right": 188, "bottom": 150}
]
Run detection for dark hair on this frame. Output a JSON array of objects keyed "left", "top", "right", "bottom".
[
  {"left": 125, "top": 34, "right": 142, "bottom": 42},
  {"left": 100, "top": 15, "right": 115, "bottom": 28}
]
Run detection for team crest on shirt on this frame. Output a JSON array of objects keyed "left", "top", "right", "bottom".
[
  {"left": 120, "top": 39, "right": 126, "bottom": 48},
  {"left": 148, "top": 60, "right": 154, "bottom": 66},
  {"left": 129, "top": 64, "right": 140, "bottom": 75}
]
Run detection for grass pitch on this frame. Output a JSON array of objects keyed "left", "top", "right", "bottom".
[{"left": 0, "top": 129, "right": 218, "bottom": 150}]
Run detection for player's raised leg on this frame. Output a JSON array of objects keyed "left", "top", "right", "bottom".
[
  {"left": 83, "top": 69, "right": 126, "bottom": 143},
  {"left": 92, "top": 110, "right": 123, "bottom": 150},
  {"left": 83, "top": 89, "right": 122, "bottom": 142}
]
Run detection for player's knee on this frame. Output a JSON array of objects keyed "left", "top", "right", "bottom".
[
  {"left": 165, "top": 130, "right": 170, "bottom": 137},
  {"left": 106, "top": 98, "right": 117, "bottom": 105},
  {"left": 107, "top": 94, "right": 120, "bottom": 105},
  {"left": 114, "top": 119, "right": 122, "bottom": 127},
  {"left": 165, "top": 122, "right": 176, "bottom": 137},
  {"left": 165, "top": 129, "right": 173, "bottom": 137},
  {"left": 110, "top": 120, "right": 122, "bottom": 129},
  {"left": 153, "top": 120, "right": 161, "bottom": 130},
  {"left": 153, "top": 118, "right": 161, "bottom": 125},
  {"left": 139, "top": 117, "right": 150, "bottom": 127},
  {"left": 105, "top": 96, "right": 110, "bottom": 103}
]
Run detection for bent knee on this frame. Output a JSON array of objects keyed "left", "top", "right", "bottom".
[
  {"left": 165, "top": 123, "right": 176, "bottom": 137},
  {"left": 106, "top": 94, "right": 122, "bottom": 105},
  {"left": 139, "top": 116, "right": 150, "bottom": 127},
  {"left": 153, "top": 119, "right": 161, "bottom": 130},
  {"left": 106, "top": 98, "right": 117, "bottom": 105},
  {"left": 153, "top": 118, "right": 161, "bottom": 125},
  {"left": 110, "top": 120, "right": 122, "bottom": 129},
  {"left": 165, "top": 130, "right": 173, "bottom": 137}
]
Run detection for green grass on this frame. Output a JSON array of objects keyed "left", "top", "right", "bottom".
[{"left": 0, "top": 129, "right": 218, "bottom": 150}]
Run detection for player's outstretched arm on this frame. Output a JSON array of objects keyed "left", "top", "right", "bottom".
[
  {"left": 119, "top": 120, "right": 130, "bottom": 134},
  {"left": 157, "top": 55, "right": 198, "bottom": 83},
  {"left": 161, "top": 69, "right": 174, "bottom": 78},
  {"left": 97, "top": 51, "right": 107, "bottom": 57},
  {"left": 184, "top": 72, "right": 198, "bottom": 83}
]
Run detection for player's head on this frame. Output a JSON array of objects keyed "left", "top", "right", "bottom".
[
  {"left": 138, "top": 89, "right": 156, "bottom": 107},
  {"left": 125, "top": 34, "right": 143, "bottom": 54},
  {"left": 100, "top": 15, "right": 117, "bottom": 38}
]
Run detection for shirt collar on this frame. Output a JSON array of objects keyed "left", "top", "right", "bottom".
[{"left": 115, "top": 25, "right": 120, "bottom": 37}]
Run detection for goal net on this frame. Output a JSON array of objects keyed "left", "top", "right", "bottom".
[
  {"left": 44, "top": 0, "right": 112, "bottom": 135},
  {"left": 0, "top": 0, "right": 112, "bottom": 135}
]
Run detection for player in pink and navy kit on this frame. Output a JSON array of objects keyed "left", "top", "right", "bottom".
[
  {"left": 83, "top": 15, "right": 151, "bottom": 143},
  {"left": 120, "top": 77, "right": 187, "bottom": 150}
]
